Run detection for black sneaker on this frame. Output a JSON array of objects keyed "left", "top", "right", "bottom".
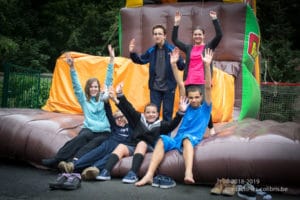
[
  {"left": 237, "top": 183, "right": 257, "bottom": 200},
  {"left": 61, "top": 173, "right": 81, "bottom": 190},
  {"left": 42, "top": 158, "right": 59, "bottom": 168},
  {"left": 49, "top": 173, "right": 68, "bottom": 189}
]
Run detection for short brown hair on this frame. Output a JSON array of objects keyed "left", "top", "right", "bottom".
[
  {"left": 152, "top": 24, "right": 167, "bottom": 35},
  {"left": 144, "top": 102, "right": 158, "bottom": 112},
  {"left": 186, "top": 85, "right": 202, "bottom": 96}
]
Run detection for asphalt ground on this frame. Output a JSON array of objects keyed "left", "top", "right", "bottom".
[{"left": 0, "top": 158, "right": 299, "bottom": 200}]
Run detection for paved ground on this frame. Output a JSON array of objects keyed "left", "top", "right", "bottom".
[{"left": 0, "top": 158, "right": 299, "bottom": 200}]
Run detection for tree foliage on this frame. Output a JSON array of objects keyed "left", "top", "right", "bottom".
[
  {"left": 0, "top": 0, "right": 124, "bottom": 72},
  {"left": 257, "top": 0, "right": 300, "bottom": 82},
  {"left": 0, "top": 0, "right": 299, "bottom": 82}
]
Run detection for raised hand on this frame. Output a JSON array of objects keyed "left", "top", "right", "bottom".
[
  {"left": 108, "top": 44, "right": 115, "bottom": 64},
  {"left": 108, "top": 86, "right": 120, "bottom": 104},
  {"left": 108, "top": 86, "right": 116, "bottom": 99},
  {"left": 170, "top": 47, "right": 180, "bottom": 64},
  {"left": 179, "top": 96, "right": 189, "bottom": 112},
  {"left": 65, "top": 53, "right": 74, "bottom": 69},
  {"left": 201, "top": 48, "right": 214, "bottom": 66},
  {"left": 115, "top": 82, "right": 124, "bottom": 94},
  {"left": 129, "top": 38, "right": 135, "bottom": 53},
  {"left": 209, "top": 11, "right": 217, "bottom": 20},
  {"left": 100, "top": 84, "right": 109, "bottom": 101},
  {"left": 174, "top": 10, "right": 182, "bottom": 26}
]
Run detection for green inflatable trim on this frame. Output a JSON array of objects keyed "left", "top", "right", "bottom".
[
  {"left": 118, "top": 11, "right": 123, "bottom": 56},
  {"left": 239, "top": 5, "right": 261, "bottom": 120}
]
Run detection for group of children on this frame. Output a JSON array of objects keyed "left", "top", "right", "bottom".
[{"left": 43, "top": 10, "right": 222, "bottom": 189}]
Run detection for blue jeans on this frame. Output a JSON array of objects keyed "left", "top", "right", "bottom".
[
  {"left": 150, "top": 89, "right": 175, "bottom": 122},
  {"left": 74, "top": 138, "right": 119, "bottom": 171}
]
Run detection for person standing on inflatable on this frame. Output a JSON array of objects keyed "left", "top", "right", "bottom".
[
  {"left": 129, "top": 24, "right": 185, "bottom": 122},
  {"left": 172, "top": 10, "right": 223, "bottom": 136}
]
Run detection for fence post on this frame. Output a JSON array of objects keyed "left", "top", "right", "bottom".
[{"left": 1, "top": 63, "right": 9, "bottom": 107}]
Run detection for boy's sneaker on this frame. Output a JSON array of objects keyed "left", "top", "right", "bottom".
[
  {"left": 58, "top": 161, "right": 74, "bottom": 173},
  {"left": 222, "top": 179, "right": 236, "bottom": 196},
  {"left": 96, "top": 169, "right": 111, "bottom": 181},
  {"left": 159, "top": 175, "right": 176, "bottom": 189},
  {"left": 256, "top": 188, "right": 272, "bottom": 200},
  {"left": 151, "top": 175, "right": 161, "bottom": 187},
  {"left": 81, "top": 166, "right": 99, "bottom": 180},
  {"left": 211, "top": 178, "right": 225, "bottom": 195},
  {"left": 151, "top": 174, "right": 176, "bottom": 189},
  {"left": 237, "top": 183, "right": 257, "bottom": 200},
  {"left": 49, "top": 173, "right": 68, "bottom": 189},
  {"left": 61, "top": 173, "right": 81, "bottom": 190},
  {"left": 122, "top": 170, "right": 138, "bottom": 184}
]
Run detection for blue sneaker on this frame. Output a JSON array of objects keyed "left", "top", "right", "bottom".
[
  {"left": 237, "top": 183, "right": 256, "bottom": 200},
  {"left": 122, "top": 170, "right": 138, "bottom": 184},
  {"left": 96, "top": 169, "right": 111, "bottom": 181},
  {"left": 159, "top": 175, "right": 176, "bottom": 189},
  {"left": 151, "top": 175, "right": 161, "bottom": 187},
  {"left": 151, "top": 175, "right": 176, "bottom": 189}
]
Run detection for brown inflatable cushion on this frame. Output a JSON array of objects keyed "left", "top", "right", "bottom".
[{"left": 0, "top": 109, "right": 299, "bottom": 188}]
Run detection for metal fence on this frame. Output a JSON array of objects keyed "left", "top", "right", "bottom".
[
  {"left": 0, "top": 63, "right": 52, "bottom": 108},
  {"left": 259, "top": 82, "right": 300, "bottom": 123},
  {"left": 1, "top": 63, "right": 299, "bottom": 123}
]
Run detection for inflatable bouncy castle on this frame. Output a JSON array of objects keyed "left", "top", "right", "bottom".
[
  {"left": 0, "top": 0, "right": 299, "bottom": 190},
  {"left": 42, "top": 0, "right": 261, "bottom": 123}
]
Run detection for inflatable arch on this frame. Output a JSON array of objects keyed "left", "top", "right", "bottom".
[
  {"left": 1, "top": 1, "right": 300, "bottom": 189},
  {"left": 43, "top": 1, "right": 261, "bottom": 123}
]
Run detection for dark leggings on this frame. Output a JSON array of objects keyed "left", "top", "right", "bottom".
[{"left": 54, "top": 128, "right": 110, "bottom": 162}]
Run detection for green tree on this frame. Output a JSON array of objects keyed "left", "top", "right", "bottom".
[
  {"left": 257, "top": 0, "right": 300, "bottom": 82},
  {"left": 0, "top": 0, "right": 124, "bottom": 72},
  {"left": 0, "top": 0, "right": 51, "bottom": 71}
]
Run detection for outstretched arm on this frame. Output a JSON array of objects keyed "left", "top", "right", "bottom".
[
  {"left": 174, "top": 10, "right": 181, "bottom": 26},
  {"left": 65, "top": 53, "right": 85, "bottom": 103},
  {"left": 172, "top": 10, "right": 188, "bottom": 52},
  {"left": 170, "top": 47, "right": 186, "bottom": 97},
  {"left": 100, "top": 44, "right": 115, "bottom": 101},
  {"left": 108, "top": 44, "right": 115, "bottom": 65},
  {"left": 105, "top": 44, "right": 115, "bottom": 86},
  {"left": 111, "top": 82, "right": 141, "bottom": 126},
  {"left": 203, "top": 48, "right": 213, "bottom": 104},
  {"left": 207, "top": 10, "right": 223, "bottom": 50}
]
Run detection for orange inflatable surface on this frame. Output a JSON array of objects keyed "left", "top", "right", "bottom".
[{"left": 42, "top": 52, "right": 234, "bottom": 122}]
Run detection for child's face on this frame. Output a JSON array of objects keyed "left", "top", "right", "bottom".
[
  {"left": 144, "top": 106, "right": 159, "bottom": 123},
  {"left": 89, "top": 81, "right": 99, "bottom": 97},
  {"left": 114, "top": 112, "right": 127, "bottom": 127},
  {"left": 188, "top": 90, "right": 203, "bottom": 108},
  {"left": 152, "top": 28, "right": 166, "bottom": 46}
]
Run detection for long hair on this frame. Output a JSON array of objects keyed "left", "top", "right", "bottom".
[{"left": 84, "top": 78, "right": 100, "bottom": 102}]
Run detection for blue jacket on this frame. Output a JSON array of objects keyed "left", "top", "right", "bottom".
[
  {"left": 130, "top": 41, "right": 185, "bottom": 90},
  {"left": 70, "top": 63, "right": 114, "bottom": 132}
]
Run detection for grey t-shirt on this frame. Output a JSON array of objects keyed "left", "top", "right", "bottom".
[{"left": 153, "top": 48, "right": 168, "bottom": 91}]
